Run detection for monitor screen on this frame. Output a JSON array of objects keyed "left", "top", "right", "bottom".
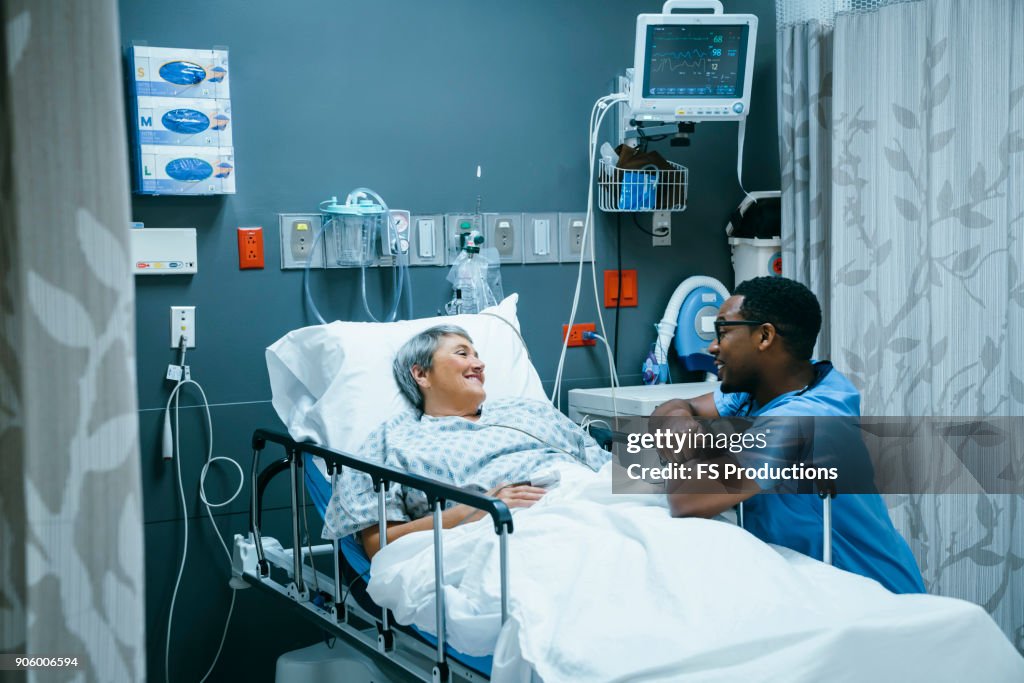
[
  {"left": 642, "top": 24, "right": 749, "bottom": 99},
  {"left": 630, "top": 12, "right": 758, "bottom": 122}
]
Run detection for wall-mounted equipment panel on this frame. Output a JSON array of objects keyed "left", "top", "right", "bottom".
[
  {"left": 444, "top": 213, "right": 483, "bottom": 265},
  {"left": 484, "top": 213, "right": 523, "bottom": 264},
  {"left": 279, "top": 214, "right": 324, "bottom": 269},
  {"left": 523, "top": 213, "right": 559, "bottom": 264},
  {"left": 131, "top": 227, "right": 197, "bottom": 275},
  {"left": 410, "top": 215, "right": 445, "bottom": 266},
  {"left": 558, "top": 212, "right": 593, "bottom": 263}
]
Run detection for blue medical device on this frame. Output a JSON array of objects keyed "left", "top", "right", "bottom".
[
  {"left": 645, "top": 275, "right": 729, "bottom": 384},
  {"left": 674, "top": 283, "right": 726, "bottom": 374}
]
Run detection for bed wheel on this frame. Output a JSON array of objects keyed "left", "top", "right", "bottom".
[{"left": 432, "top": 662, "right": 449, "bottom": 683}]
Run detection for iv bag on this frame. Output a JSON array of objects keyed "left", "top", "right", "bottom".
[{"left": 445, "top": 248, "right": 503, "bottom": 315}]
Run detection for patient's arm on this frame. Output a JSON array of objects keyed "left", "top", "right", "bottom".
[{"left": 360, "top": 483, "right": 547, "bottom": 560}]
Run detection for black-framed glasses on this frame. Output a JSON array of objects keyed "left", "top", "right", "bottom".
[{"left": 713, "top": 319, "right": 767, "bottom": 343}]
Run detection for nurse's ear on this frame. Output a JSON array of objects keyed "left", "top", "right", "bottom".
[
  {"left": 757, "top": 323, "right": 779, "bottom": 351},
  {"left": 411, "top": 364, "right": 430, "bottom": 389}
]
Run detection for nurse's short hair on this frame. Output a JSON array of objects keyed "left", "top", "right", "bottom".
[
  {"left": 734, "top": 276, "right": 821, "bottom": 360},
  {"left": 393, "top": 325, "right": 474, "bottom": 411}
]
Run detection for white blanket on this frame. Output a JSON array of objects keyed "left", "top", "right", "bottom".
[{"left": 367, "top": 464, "right": 1024, "bottom": 682}]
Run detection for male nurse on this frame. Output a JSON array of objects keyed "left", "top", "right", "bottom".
[{"left": 654, "top": 276, "right": 924, "bottom": 594}]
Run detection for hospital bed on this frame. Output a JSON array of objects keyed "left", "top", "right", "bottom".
[{"left": 233, "top": 295, "right": 1024, "bottom": 682}]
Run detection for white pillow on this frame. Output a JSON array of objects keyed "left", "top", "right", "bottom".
[{"left": 266, "top": 294, "right": 546, "bottom": 457}]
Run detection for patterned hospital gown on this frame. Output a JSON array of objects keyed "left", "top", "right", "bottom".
[{"left": 322, "top": 397, "right": 610, "bottom": 539}]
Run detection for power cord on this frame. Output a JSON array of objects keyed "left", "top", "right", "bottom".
[
  {"left": 163, "top": 357, "right": 244, "bottom": 683},
  {"left": 615, "top": 213, "right": 622, "bottom": 366},
  {"left": 583, "top": 331, "right": 620, "bottom": 422},
  {"left": 551, "top": 92, "right": 629, "bottom": 408},
  {"left": 631, "top": 213, "right": 668, "bottom": 238}
]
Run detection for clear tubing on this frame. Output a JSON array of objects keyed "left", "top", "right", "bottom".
[
  {"left": 310, "top": 188, "right": 413, "bottom": 324},
  {"left": 345, "top": 187, "right": 406, "bottom": 322},
  {"left": 303, "top": 219, "right": 328, "bottom": 325}
]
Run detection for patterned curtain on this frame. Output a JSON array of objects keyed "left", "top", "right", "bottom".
[
  {"left": 0, "top": 1, "right": 147, "bottom": 679},
  {"left": 778, "top": 0, "right": 1024, "bottom": 652},
  {"left": 777, "top": 19, "right": 833, "bottom": 358}
]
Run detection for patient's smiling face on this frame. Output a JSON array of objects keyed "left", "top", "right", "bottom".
[{"left": 414, "top": 334, "right": 486, "bottom": 418}]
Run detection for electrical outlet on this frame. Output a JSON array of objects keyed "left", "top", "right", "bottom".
[
  {"left": 652, "top": 211, "right": 671, "bottom": 246},
  {"left": 237, "top": 226, "right": 264, "bottom": 269},
  {"left": 279, "top": 214, "right": 324, "bottom": 269},
  {"left": 558, "top": 213, "right": 593, "bottom": 263},
  {"left": 562, "top": 322, "right": 596, "bottom": 347},
  {"left": 170, "top": 305, "right": 195, "bottom": 348}
]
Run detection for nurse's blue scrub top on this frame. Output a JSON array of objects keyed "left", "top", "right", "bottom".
[{"left": 714, "top": 361, "right": 926, "bottom": 594}]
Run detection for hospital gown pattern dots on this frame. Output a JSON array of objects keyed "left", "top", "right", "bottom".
[{"left": 324, "top": 398, "right": 610, "bottom": 538}]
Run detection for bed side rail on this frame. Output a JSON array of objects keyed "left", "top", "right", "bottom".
[
  {"left": 250, "top": 428, "right": 514, "bottom": 534},
  {"left": 249, "top": 428, "right": 513, "bottom": 682}
]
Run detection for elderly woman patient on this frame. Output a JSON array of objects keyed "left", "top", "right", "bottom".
[{"left": 322, "top": 324, "right": 609, "bottom": 558}]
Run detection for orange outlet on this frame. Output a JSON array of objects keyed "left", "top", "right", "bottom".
[
  {"left": 562, "top": 323, "right": 596, "bottom": 347},
  {"left": 604, "top": 269, "right": 638, "bottom": 307},
  {"left": 237, "top": 227, "right": 264, "bottom": 269}
]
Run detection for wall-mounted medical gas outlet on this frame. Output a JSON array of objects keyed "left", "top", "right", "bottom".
[
  {"left": 484, "top": 213, "right": 523, "bottom": 264},
  {"left": 445, "top": 213, "right": 483, "bottom": 265},
  {"left": 652, "top": 211, "right": 671, "bottom": 247},
  {"left": 131, "top": 227, "right": 197, "bottom": 274},
  {"left": 523, "top": 213, "right": 559, "bottom": 264},
  {"left": 409, "top": 214, "right": 445, "bottom": 266},
  {"left": 170, "top": 306, "right": 195, "bottom": 348},
  {"left": 237, "top": 227, "right": 264, "bottom": 269},
  {"left": 384, "top": 210, "right": 411, "bottom": 266},
  {"left": 563, "top": 323, "right": 597, "bottom": 347},
  {"left": 279, "top": 214, "right": 324, "bottom": 269},
  {"left": 559, "top": 213, "right": 593, "bottom": 263}
]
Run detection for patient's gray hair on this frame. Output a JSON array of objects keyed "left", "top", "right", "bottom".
[{"left": 393, "top": 325, "right": 474, "bottom": 411}]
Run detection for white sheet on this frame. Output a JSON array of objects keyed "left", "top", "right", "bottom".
[{"left": 368, "top": 464, "right": 1024, "bottom": 682}]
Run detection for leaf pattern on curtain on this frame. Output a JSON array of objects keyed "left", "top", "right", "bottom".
[
  {"left": 779, "top": 0, "right": 1024, "bottom": 652},
  {"left": 1, "top": 2, "right": 146, "bottom": 680}
]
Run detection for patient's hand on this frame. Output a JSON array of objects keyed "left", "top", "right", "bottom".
[
  {"left": 488, "top": 483, "right": 548, "bottom": 508},
  {"left": 456, "top": 483, "right": 547, "bottom": 527}
]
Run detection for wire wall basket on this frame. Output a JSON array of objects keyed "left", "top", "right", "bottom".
[{"left": 597, "top": 158, "right": 688, "bottom": 213}]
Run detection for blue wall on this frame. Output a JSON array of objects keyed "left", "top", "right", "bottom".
[{"left": 121, "top": 1, "right": 778, "bottom": 680}]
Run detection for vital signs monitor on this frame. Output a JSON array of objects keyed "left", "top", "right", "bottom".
[{"left": 630, "top": 1, "right": 758, "bottom": 123}]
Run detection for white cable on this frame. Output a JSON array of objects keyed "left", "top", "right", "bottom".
[
  {"left": 163, "top": 376, "right": 244, "bottom": 683},
  {"left": 588, "top": 332, "right": 620, "bottom": 421},
  {"left": 736, "top": 119, "right": 755, "bottom": 205},
  {"left": 589, "top": 333, "right": 619, "bottom": 388},
  {"left": 164, "top": 379, "right": 186, "bottom": 683},
  {"left": 579, "top": 416, "right": 612, "bottom": 432},
  {"left": 551, "top": 93, "right": 628, "bottom": 409}
]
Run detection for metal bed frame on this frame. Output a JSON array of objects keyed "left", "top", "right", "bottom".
[
  {"left": 232, "top": 428, "right": 513, "bottom": 683},
  {"left": 233, "top": 428, "right": 837, "bottom": 682}
]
